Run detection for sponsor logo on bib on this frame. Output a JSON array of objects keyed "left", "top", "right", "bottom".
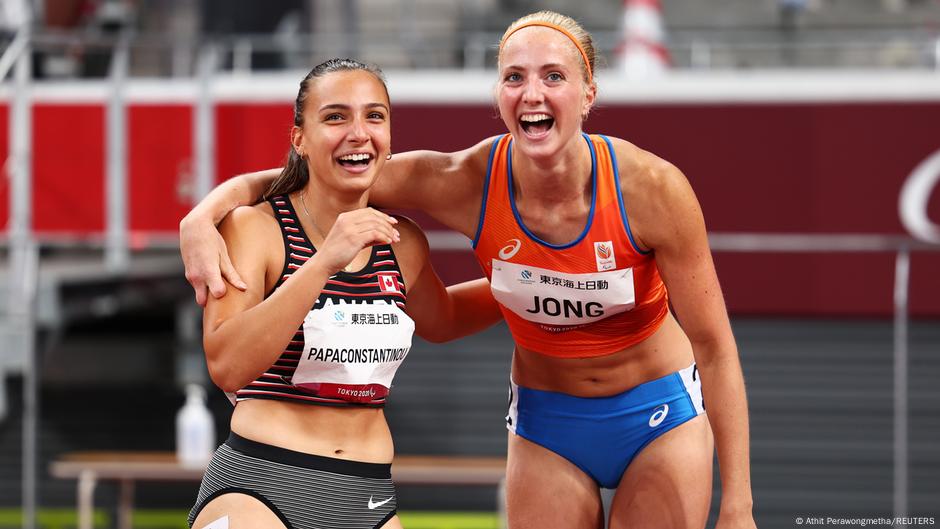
[
  {"left": 294, "top": 299, "right": 415, "bottom": 403},
  {"left": 490, "top": 260, "right": 636, "bottom": 327}
]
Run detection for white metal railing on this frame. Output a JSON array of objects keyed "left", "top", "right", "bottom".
[
  {"left": 13, "top": 27, "right": 940, "bottom": 77},
  {"left": 2, "top": 15, "right": 39, "bottom": 529}
]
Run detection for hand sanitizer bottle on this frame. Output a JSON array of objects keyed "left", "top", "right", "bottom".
[{"left": 176, "top": 383, "right": 215, "bottom": 469}]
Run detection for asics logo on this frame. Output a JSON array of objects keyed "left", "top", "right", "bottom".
[
  {"left": 648, "top": 404, "right": 669, "bottom": 428},
  {"left": 368, "top": 495, "right": 394, "bottom": 510},
  {"left": 498, "top": 239, "right": 522, "bottom": 260}
]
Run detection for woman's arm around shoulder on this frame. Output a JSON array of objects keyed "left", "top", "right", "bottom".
[
  {"left": 370, "top": 136, "right": 502, "bottom": 237},
  {"left": 611, "top": 137, "right": 757, "bottom": 528},
  {"left": 390, "top": 215, "right": 502, "bottom": 343},
  {"left": 180, "top": 169, "right": 281, "bottom": 305}
]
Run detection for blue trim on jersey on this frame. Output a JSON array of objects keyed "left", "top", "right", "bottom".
[
  {"left": 511, "top": 369, "right": 700, "bottom": 489},
  {"left": 601, "top": 135, "right": 651, "bottom": 256},
  {"left": 472, "top": 136, "right": 504, "bottom": 249},
  {"left": 506, "top": 133, "right": 597, "bottom": 250}
]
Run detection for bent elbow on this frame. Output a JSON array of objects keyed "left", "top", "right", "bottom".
[
  {"left": 416, "top": 325, "right": 453, "bottom": 344},
  {"left": 206, "top": 359, "right": 244, "bottom": 394},
  {"left": 203, "top": 339, "right": 245, "bottom": 394},
  {"left": 422, "top": 333, "right": 449, "bottom": 344}
]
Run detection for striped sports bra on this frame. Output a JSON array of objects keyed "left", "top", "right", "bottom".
[{"left": 231, "top": 195, "right": 414, "bottom": 407}]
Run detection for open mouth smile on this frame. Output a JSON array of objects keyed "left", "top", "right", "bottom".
[
  {"left": 519, "top": 113, "right": 555, "bottom": 138},
  {"left": 336, "top": 152, "right": 374, "bottom": 172}
]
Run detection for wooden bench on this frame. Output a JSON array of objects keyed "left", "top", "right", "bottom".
[{"left": 50, "top": 451, "right": 507, "bottom": 529}]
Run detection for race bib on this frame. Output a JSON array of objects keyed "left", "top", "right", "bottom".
[
  {"left": 292, "top": 300, "right": 414, "bottom": 403},
  {"left": 490, "top": 259, "right": 635, "bottom": 326}
]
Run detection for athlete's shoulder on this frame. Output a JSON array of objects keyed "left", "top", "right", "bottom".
[
  {"left": 389, "top": 214, "right": 427, "bottom": 247},
  {"left": 220, "top": 200, "right": 279, "bottom": 242},
  {"left": 473, "top": 134, "right": 508, "bottom": 153},
  {"left": 600, "top": 135, "right": 686, "bottom": 196},
  {"left": 387, "top": 214, "right": 431, "bottom": 282},
  {"left": 457, "top": 135, "right": 508, "bottom": 173}
]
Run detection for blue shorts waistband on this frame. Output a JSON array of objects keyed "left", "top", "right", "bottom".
[{"left": 513, "top": 364, "right": 694, "bottom": 414}]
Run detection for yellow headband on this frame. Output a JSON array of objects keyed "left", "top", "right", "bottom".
[{"left": 499, "top": 21, "right": 593, "bottom": 83}]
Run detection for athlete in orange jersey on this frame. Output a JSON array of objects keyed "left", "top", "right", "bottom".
[
  {"left": 180, "top": 11, "right": 755, "bottom": 529},
  {"left": 474, "top": 133, "right": 669, "bottom": 356}
]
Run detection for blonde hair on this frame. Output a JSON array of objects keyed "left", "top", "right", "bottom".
[{"left": 498, "top": 11, "right": 596, "bottom": 85}]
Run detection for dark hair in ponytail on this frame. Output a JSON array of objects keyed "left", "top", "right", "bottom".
[{"left": 263, "top": 58, "right": 389, "bottom": 200}]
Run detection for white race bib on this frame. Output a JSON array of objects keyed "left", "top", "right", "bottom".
[
  {"left": 292, "top": 299, "right": 414, "bottom": 403},
  {"left": 490, "top": 259, "right": 635, "bottom": 328}
]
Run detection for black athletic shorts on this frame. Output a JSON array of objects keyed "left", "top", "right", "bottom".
[{"left": 188, "top": 433, "right": 397, "bottom": 529}]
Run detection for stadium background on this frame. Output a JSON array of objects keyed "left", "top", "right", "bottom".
[{"left": 1, "top": 0, "right": 939, "bottom": 528}]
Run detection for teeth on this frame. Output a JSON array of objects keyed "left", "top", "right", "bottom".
[
  {"left": 520, "top": 113, "right": 552, "bottom": 122},
  {"left": 339, "top": 153, "right": 371, "bottom": 162}
]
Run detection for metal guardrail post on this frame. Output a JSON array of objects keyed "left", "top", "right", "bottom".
[
  {"left": 18, "top": 240, "right": 39, "bottom": 529},
  {"left": 194, "top": 44, "right": 219, "bottom": 203},
  {"left": 6, "top": 22, "right": 37, "bottom": 529},
  {"left": 934, "top": 37, "right": 940, "bottom": 70},
  {"left": 105, "top": 35, "right": 131, "bottom": 271},
  {"left": 691, "top": 40, "right": 712, "bottom": 69},
  {"left": 233, "top": 38, "right": 253, "bottom": 75},
  {"left": 892, "top": 248, "right": 911, "bottom": 519}
]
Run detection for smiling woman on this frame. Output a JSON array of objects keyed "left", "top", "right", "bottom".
[
  {"left": 181, "top": 11, "right": 756, "bottom": 529},
  {"left": 185, "top": 58, "right": 501, "bottom": 529}
]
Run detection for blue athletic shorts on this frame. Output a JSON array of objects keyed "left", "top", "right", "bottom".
[{"left": 506, "top": 363, "right": 706, "bottom": 489}]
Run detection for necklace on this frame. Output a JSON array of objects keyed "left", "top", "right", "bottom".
[{"left": 299, "top": 191, "right": 354, "bottom": 272}]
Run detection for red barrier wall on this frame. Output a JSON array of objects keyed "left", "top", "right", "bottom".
[{"left": 2, "top": 98, "right": 938, "bottom": 316}]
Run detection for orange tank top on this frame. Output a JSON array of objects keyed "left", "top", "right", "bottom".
[{"left": 472, "top": 134, "right": 668, "bottom": 358}]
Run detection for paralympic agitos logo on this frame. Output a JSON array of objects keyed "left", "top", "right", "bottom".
[{"left": 900, "top": 148, "right": 940, "bottom": 244}]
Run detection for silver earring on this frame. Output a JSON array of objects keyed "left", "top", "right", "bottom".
[{"left": 386, "top": 152, "right": 392, "bottom": 160}]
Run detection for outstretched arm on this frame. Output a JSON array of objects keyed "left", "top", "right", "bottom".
[
  {"left": 628, "top": 149, "right": 755, "bottom": 529},
  {"left": 368, "top": 138, "right": 495, "bottom": 236},
  {"left": 180, "top": 169, "right": 280, "bottom": 306},
  {"left": 393, "top": 217, "right": 502, "bottom": 343},
  {"left": 180, "top": 137, "right": 496, "bottom": 306}
]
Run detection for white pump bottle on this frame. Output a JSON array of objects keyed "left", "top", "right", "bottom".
[{"left": 175, "top": 383, "right": 215, "bottom": 469}]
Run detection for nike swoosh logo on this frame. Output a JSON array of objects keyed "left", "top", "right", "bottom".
[{"left": 368, "top": 495, "right": 393, "bottom": 510}]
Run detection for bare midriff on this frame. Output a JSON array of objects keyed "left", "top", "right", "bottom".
[
  {"left": 230, "top": 399, "right": 394, "bottom": 463},
  {"left": 511, "top": 312, "right": 694, "bottom": 397}
]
